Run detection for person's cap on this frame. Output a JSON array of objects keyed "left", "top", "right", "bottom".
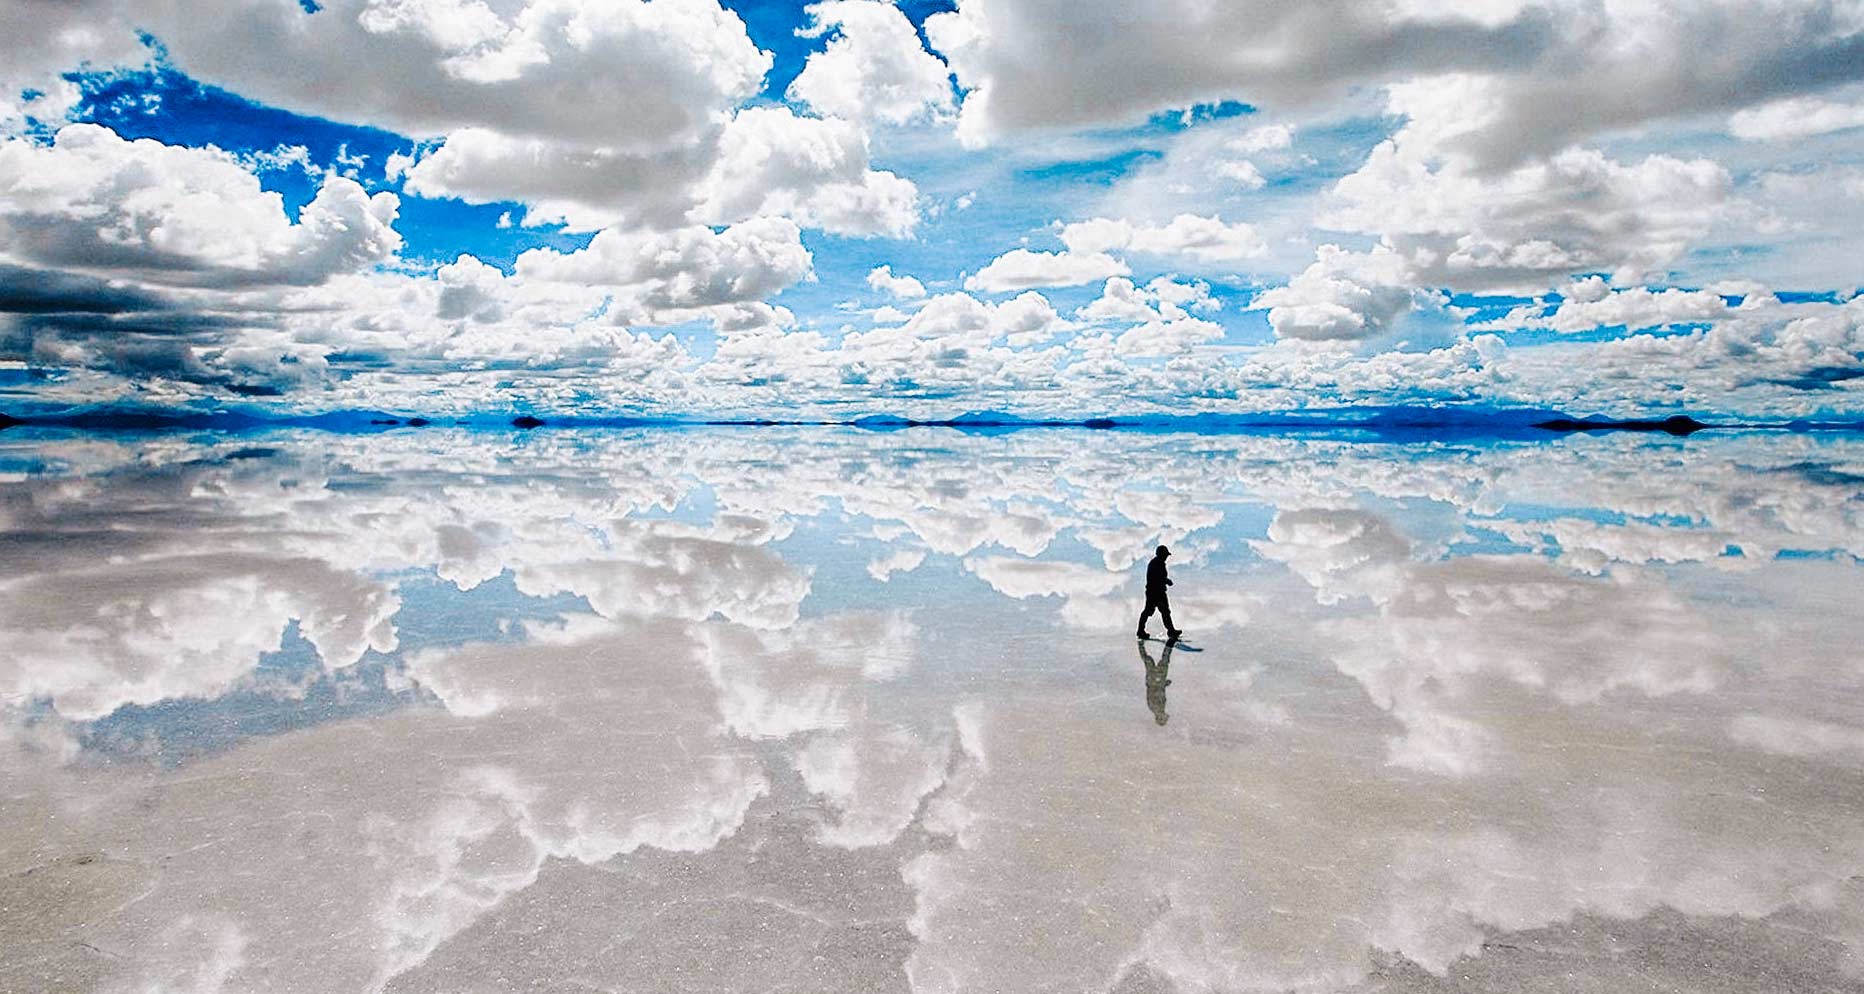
[{"left": 1156, "top": 544, "right": 1170, "bottom": 557}]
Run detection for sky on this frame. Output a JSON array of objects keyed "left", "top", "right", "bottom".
[{"left": 1, "top": 0, "right": 1862, "bottom": 419}]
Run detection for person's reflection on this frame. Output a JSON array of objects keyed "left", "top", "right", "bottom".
[{"left": 1137, "top": 638, "right": 1173, "bottom": 726}]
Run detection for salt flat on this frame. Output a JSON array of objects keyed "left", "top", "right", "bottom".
[{"left": 3, "top": 427, "right": 1862, "bottom": 993}]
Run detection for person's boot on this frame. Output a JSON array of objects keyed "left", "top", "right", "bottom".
[
  {"left": 1135, "top": 628, "right": 1150, "bottom": 639},
  {"left": 1166, "top": 628, "right": 1182, "bottom": 641}
]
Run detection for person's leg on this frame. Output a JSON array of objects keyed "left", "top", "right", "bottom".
[
  {"left": 1137, "top": 597, "right": 1156, "bottom": 635},
  {"left": 1159, "top": 598, "right": 1177, "bottom": 636}
]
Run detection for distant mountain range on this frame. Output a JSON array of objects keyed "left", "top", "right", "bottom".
[{"left": 3, "top": 404, "right": 1862, "bottom": 436}]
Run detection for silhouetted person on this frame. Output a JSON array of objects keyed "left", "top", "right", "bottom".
[
  {"left": 1138, "top": 637, "right": 1173, "bottom": 725},
  {"left": 1136, "top": 544, "right": 1181, "bottom": 641}
]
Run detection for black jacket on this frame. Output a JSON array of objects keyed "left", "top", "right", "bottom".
[{"left": 1145, "top": 556, "right": 1170, "bottom": 596}]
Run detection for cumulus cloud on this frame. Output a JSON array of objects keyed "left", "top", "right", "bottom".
[
  {"left": 1079, "top": 276, "right": 1217, "bottom": 325},
  {"left": 1325, "top": 122, "right": 1731, "bottom": 292},
  {"left": 397, "top": 106, "right": 919, "bottom": 235},
  {"left": 143, "top": 0, "right": 770, "bottom": 152},
  {"left": 990, "top": 290, "right": 1067, "bottom": 346},
  {"left": 1481, "top": 286, "right": 1864, "bottom": 403},
  {"left": 789, "top": 0, "right": 955, "bottom": 126},
  {"left": 0, "top": 125, "right": 401, "bottom": 287},
  {"left": 392, "top": 126, "right": 713, "bottom": 231},
  {"left": 925, "top": 0, "right": 1864, "bottom": 161},
  {"left": 923, "top": 0, "right": 1548, "bottom": 147},
  {"left": 0, "top": 124, "right": 409, "bottom": 394},
  {"left": 1113, "top": 317, "right": 1225, "bottom": 357},
  {"left": 6, "top": 0, "right": 1864, "bottom": 419},
  {"left": 867, "top": 264, "right": 928, "bottom": 299},
  {"left": 0, "top": 1, "right": 149, "bottom": 128},
  {"left": 17, "top": 3, "right": 918, "bottom": 241},
  {"left": 1078, "top": 277, "right": 1161, "bottom": 324},
  {"left": 514, "top": 216, "right": 813, "bottom": 321},
  {"left": 693, "top": 106, "right": 920, "bottom": 237},
  {"left": 964, "top": 249, "right": 1128, "bottom": 293},
  {"left": 1252, "top": 245, "right": 1421, "bottom": 342},
  {"left": 1489, "top": 279, "right": 1741, "bottom": 335}
]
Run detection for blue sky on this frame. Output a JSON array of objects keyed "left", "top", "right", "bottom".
[{"left": 1, "top": 0, "right": 1862, "bottom": 418}]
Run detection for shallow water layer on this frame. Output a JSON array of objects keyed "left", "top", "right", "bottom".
[{"left": 3, "top": 426, "right": 1864, "bottom": 993}]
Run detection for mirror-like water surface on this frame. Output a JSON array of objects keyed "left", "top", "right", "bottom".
[{"left": 4, "top": 427, "right": 1864, "bottom": 993}]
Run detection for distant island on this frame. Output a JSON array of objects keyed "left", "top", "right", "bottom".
[{"left": 1530, "top": 415, "right": 1709, "bottom": 435}]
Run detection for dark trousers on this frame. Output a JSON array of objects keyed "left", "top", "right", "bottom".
[{"left": 1137, "top": 592, "right": 1173, "bottom": 633}]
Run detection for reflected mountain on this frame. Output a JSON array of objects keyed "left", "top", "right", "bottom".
[{"left": 2, "top": 426, "right": 1863, "bottom": 992}]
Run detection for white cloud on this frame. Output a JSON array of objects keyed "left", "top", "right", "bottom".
[
  {"left": 1705, "top": 164, "right": 1864, "bottom": 288},
  {"left": 395, "top": 126, "right": 711, "bottom": 231},
  {"left": 867, "top": 264, "right": 928, "bottom": 299},
  {"left": 1730, "top": 95, "right": 1864, "bottom": 142},
  {"left": 964, "top": 248, "right": 1128, "bottom": 293},
  {"left": 514, "top": 217, "right": 813, "bottom": 320},
  {"left": 694, "top": 106, "right": 920, "bottom": 237},
  {"left": 924, "top": 0, "right": 1529, "bottom": 147},
  {"left": 148, "top": 0, "right": 770, "bottom": 152},
  {"left": 7, "top": 1, "right": 1864, "bottom": 420},
  {"left": 1216, "top": 158, "right": 1267, "bottom": 189},
  {"left": 1079, "top": 276, "right": 1216, "bottom": 325},
  {"left": 990, "top": 290, "right": 1067, "bottom": 346},
  {"left": 0, "top": 125, "right": 401, "bottom": 287},
  {"left": 399, "top": 106, "right": 919, "bottom": 236},
  {"left": 0, "top": 1, "right": 149, "bottom": 128},
  {"left": 789, "top": 0, "right": 954, "bottom": 126},
  {"left": 1252, "top": 245, "right": 1421, "bottom": 342},
  {"left": 6, "top": 5, "right": 914, "bottom": 242},
  {"left": 1210, "top": 124, "right": 1292, "bottom": 190},
  {"left": 1059, "top": 213, "right": 1266, "bottom": 263},
  {"left": 1326, "top": 114, "right": 1732, "bottom": 293},
  {"left": 1079, "top": 278, "right": 1159, "bottom": 324},
  {"left": 1230, "top": 123, "right": 1293, "bottom": 154},
  {"left": 925, "top": 0, "right": 1864, "bottom": 163},
  {"left": 1113, "top": 317, "right": 1225, "bottom": 357},
  {"left": 1490, "top": 280, "right": 1741, "bottom": 335}
]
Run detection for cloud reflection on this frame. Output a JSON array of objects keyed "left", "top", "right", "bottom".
[{"left": 2, "top": 427, "right": 1863, "bottom": 992}]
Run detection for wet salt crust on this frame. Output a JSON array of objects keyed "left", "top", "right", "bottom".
[{"left": 3, "top": 426, "right": 1863, "bottom": 993}]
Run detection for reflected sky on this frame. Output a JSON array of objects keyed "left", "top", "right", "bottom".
[{"left": 3, "top": 427, "right": 1864, "bottom": 993}]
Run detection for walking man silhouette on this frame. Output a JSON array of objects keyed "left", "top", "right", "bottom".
[{"left": 1136, "top": 544, "right": 1181, "bottom": 641}]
